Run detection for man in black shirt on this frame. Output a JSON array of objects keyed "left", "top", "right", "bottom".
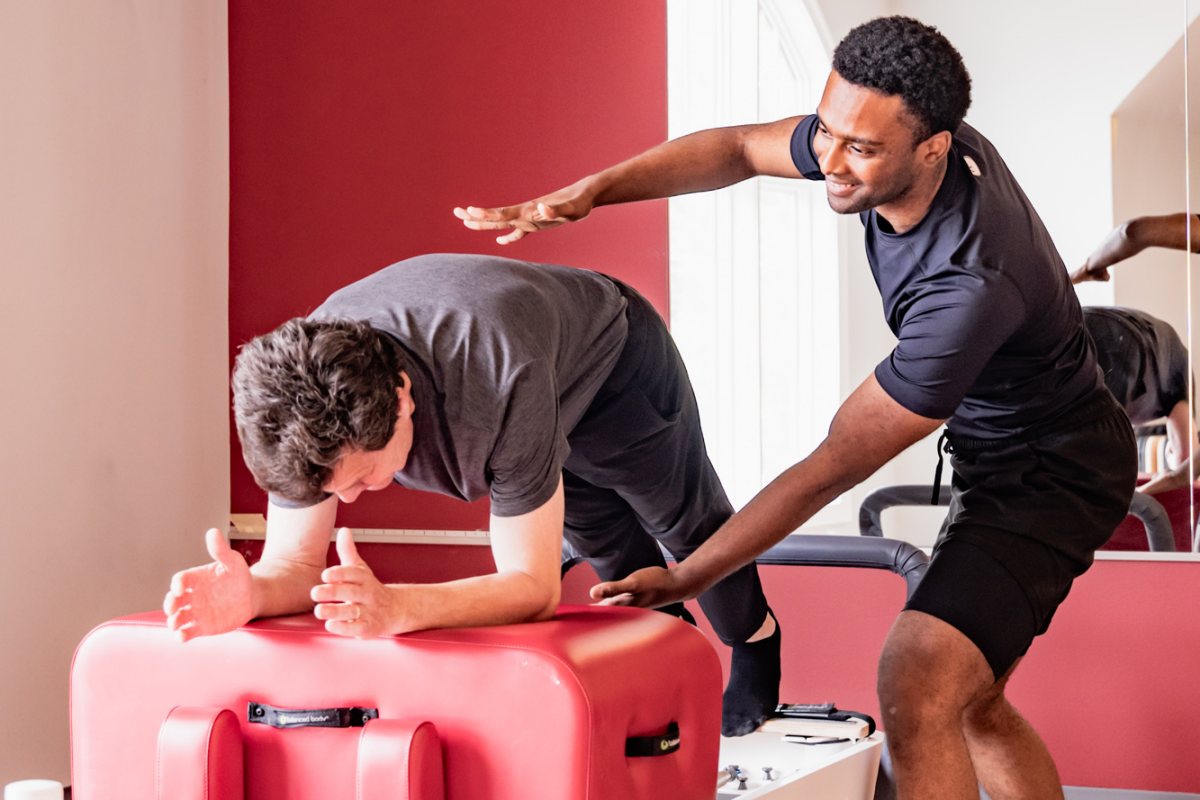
[{"left": 456, "top": 16, "right": 1134, "bottom": 799}]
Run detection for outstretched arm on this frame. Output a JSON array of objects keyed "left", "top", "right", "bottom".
[
  {"left": 312, "top": 478, "right": 566, "bottom": 638},
  {"left": 591, "top": 375, "right": 944, "bottom": 609},
  {"left": 453, "top": 116, "right": 804, "bottom": 244},
  {"left": 1072, "top": 213, "right": 1200, "bottom": 284}
]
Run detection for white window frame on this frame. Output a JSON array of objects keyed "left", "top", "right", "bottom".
[{"left": 667, "top": 0, "right": 846, "bottom": 526}]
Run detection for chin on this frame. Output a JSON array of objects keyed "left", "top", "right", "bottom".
[{"left": 825, "top": 191, "right": 871, "bottom": 215}]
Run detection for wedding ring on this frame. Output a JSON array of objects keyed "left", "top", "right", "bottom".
[{"left": 351, "top": 604, "right": 361, "bottom": 622}]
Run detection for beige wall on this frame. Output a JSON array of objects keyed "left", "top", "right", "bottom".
[{"left": 0, "top": 0, "right": 229, "bottom": 784}]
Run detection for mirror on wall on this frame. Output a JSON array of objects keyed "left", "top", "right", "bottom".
[
  {"left": 890, "top": 4, "right": 1198, "bottom": 558},
  {"left": 894, "top": 4, "right": 1198, "bottom": 558},
  {"left": 1187, "top": 2, "right": 1199, "bottom": 553},
  {"left": 669, "top": 1, "right": 1200, "bottom": 558}
]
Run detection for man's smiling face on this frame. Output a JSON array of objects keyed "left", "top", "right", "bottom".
[{"left": 811, "top": 71, "right": 926, "bottom": 216}]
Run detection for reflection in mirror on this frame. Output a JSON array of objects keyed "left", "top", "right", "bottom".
[
  {"left": 669, "top": 2, "right": 1199, "bottom": 558},
  {"left": 1185, "top": 1, "right": 1195, "bottom": 551},
  {"left": 1100, "top": 12, "right": 1200, "bottom": 554}
]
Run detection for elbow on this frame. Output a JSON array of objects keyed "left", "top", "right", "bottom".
[{"left": 526, "top": 576, "right": 561, "bottom": 623}]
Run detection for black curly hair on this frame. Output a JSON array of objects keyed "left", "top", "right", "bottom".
[
  {"left": 832, "top": 16, "right": 971, "bottom": 142},
  {"left": 232, "top": 318, "right": 407, "bottom": 503}
]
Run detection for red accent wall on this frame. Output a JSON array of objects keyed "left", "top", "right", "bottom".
[
  {"left": 230, "top": 4, "right": 1200, "bottom": 792},
  {"left": 229, "top": 2, "right": 668, "bottom": 527}
]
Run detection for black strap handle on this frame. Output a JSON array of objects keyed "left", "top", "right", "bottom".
[
  {"left": 247, "top": 702, "right": 379, "bottom": 729},
  {"left": 775, "top": 703, "right": 877, "bottom": 737},
  {"left": 625, "top": 721, "right": 680, "bottom": 757}
]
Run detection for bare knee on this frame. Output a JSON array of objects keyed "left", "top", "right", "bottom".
[
  {"left": 876, "top": 612, "right": 994, "bottom": 749},
  {"left": 961, "top": 669, "right": 1018, "bottom": 738},
  {"left": 877, "top": 639, "right": 952, "bottom": 746}
]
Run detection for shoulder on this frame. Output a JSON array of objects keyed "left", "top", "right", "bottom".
[{"left": 789, "top": 115, "right": 825, "bottom": 180}]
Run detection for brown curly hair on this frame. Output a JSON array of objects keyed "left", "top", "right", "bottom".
[{"left": 232, "top": 318, "right": 406, "bottom": 503}]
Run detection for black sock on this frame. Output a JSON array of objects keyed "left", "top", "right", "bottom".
[{"left": 721, "top": 614, "right": 781, "bottom": 737}]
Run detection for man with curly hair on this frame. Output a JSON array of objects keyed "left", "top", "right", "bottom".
[
  {"left": 456, "top": 15, "right": 1134, "bottom": 799},
  {"left": 163, "top": 254, "right": 779, "bottom": 738}
]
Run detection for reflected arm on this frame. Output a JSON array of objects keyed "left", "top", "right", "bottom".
[{"left": 1072, "top": 213, "right": 1200, "bottom": 284}]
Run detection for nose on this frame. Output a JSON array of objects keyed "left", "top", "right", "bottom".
[
  {"left": 336, "top": 486, "right": 364, "bottom": 504},
  {"left": 818, "top": 141, "right": 844, "bottom": 177}
]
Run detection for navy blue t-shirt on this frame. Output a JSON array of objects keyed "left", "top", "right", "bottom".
[{"left": 790, "top": 115, "right": 1104, "bottom": 438}]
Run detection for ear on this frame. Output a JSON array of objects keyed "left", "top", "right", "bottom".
[
  {"left": 396, "top": 371, "right": 414, "bottom": 416},
  {"left": 919, "top": 130, "right": 952, "bottom": 165}
]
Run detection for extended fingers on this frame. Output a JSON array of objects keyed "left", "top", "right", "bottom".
[
  {"left": 590, "top": 577, "right": 637, "bottom": 601},
  {"left": 163, "top": 586, "right": 189, "bottom": 615},
  {"left": 312, "top": 599, "right": 363, "bottom": 620},
  {"left": 595, "top": 591, "right": 637, "bottom": 607},
  {"left": 496, "top": 228, "right": 528, "bottom": 245},
  {"left": 311, "top": 580, "right": 369, "bottom": 604},
  {"left": 315, "top": 600, "right": 374, "bottom": 639},
  {"left": 453, "top": 205, "right": 520, "bottom": 229},
  {"left": 165, "top": 605, "right": 198, "bottom": 641},
  {"left": 320, "top": 563, "right": 372, "bottom": 585}
]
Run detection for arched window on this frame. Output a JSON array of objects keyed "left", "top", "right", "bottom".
[{"left": 668, "top": 0, "right": 842, "bottom": 518}]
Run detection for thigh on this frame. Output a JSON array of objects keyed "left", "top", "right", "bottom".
[
  {"left": 560, "top": 469, "right": 668, "bottom": 581},
  {"left": 879, "top": 607, "right": 995, "bottom": 708},
  {"left": 904, "top": 536, "right": 1043, "bottom": 680},
  {"left": 913, "top": 408, "right": 1137, "bottom": 678},
  {"left": 566, "top": 292, "right": 731, "bottom": 549}
]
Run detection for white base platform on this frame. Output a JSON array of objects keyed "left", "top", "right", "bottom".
[{"left": 716, "top": 730, "right": 883, "bottom": 799}]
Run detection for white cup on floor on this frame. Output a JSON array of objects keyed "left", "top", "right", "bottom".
[{"left": 4, "top": 780, "right": 64, "bottom": 800}]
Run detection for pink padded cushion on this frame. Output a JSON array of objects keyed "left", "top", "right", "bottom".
[
  {"left": 156, "top": 706, "right": 243, "bottom": 799},
  {"left": 357, "top": 719, "right": 444, "bottom": 800},
  {"left": 74, "top": 605, "right": 721, "bottom": 799}
]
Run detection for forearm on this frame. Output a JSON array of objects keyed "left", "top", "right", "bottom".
[
  {"left": 388, "top": 569, "right": 560, "bottom": 633},
  {"left": 249, "top": 557, "right": 324, "bottom": 619},
  {"left": 1127, "top": 213, "right": 1200, "bottom": 253},
  {"left": 665, "top": 376, "right": 941, "bottom": 596},
  {"left": 585, "top": 126, "right": 763, "bottom": 208},
  {"left": 671, "top": 446, "right": 863, "bottom": 593},
  {"left": 1139, "top": 459, "right": 1195, "bottom": 495}
]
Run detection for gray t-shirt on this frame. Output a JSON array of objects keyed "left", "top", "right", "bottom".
[
  {"left": 1083, "top": 306, "right": 1189, "bottom": 425},
  {"left": 285, "top": 254, "right": 628, "bottom": 516}
]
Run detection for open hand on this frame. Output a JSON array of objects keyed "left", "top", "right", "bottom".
[
  {"left": 589, "top": 565, "right": 694, "bottom": 610},
  {"left": 453, "top": 183, "right": 594, "bottom": 245},
  {"left": 1072, "top": 223, "right": 1142, "bottom": 284},
  {"left": 163, "top": 529, "right": 254, "bottom": 643},
  {"left": 1068, "top": 262, "right": 1110, "bottom": 285},
  {"left": 312, "top": 528, "right": 405, "bottom": 638}
]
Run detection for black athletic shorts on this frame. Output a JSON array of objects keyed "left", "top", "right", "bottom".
[{"left": 905, "top": 392, "right": 1137, "bottom": 679}]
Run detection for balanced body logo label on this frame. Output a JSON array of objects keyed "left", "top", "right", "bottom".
[{"left": 279, "top": 711, "right": 334, "bottom": 725}]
